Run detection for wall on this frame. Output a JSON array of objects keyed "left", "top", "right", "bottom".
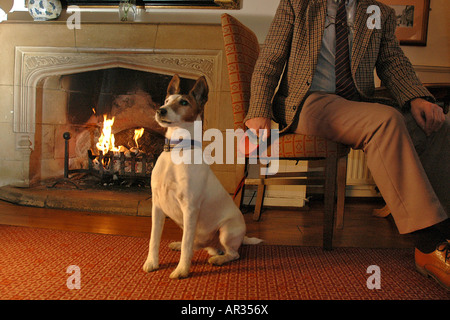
[
  {"left": 4, "top": 0, "right": 278, "bottom": 42},
  {"left": 401, "top": 0, "right": 450, "bottom": 68},
  {"left": 4, "top": 0, "right": 449, "bottom": 67}
]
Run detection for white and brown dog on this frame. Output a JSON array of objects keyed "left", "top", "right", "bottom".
[{"left": 142, "top": 75, "right": 262, "bottom": 279}]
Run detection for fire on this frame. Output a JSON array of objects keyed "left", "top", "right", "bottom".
[
  {"left": 96, "top": 114, "right": 145, "bottom": 156},
  {"left": 96, "top": 115, "right": 120, "bottom": 155},
  {"left": 134, "top": 127, "right": 145, "bottom": 149}
]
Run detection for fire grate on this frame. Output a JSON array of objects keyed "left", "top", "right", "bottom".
[
  {"left": 50, "top": 131, "right": 157, "bottom": 189},
  {"left": 87, "top": 148, "right": 155, "bottom": 186}
]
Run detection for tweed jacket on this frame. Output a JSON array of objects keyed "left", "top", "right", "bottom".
[{"left": 247, "top": 0, "right": 434, "bottom": 132}]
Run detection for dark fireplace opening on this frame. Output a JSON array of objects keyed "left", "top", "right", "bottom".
[
  {"left": 65, "top": 68, "right": 196, "bottom": 125},
  {"left": 31, "top": 68, "right": 196, "bottom": 189}
]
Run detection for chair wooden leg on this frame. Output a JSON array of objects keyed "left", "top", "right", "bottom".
[
  {"left": 253, "top": 163, "right": 268, "bottom": 221},
  {"left": 234, "top": 164, "right": 247, "bottom": 209},
  {"left": 234, "top": 180, "right": 245, "bottom": 209},
  {"left": 323, "top": 153, "right": 338, "bottom": 251},
  {"left": 335, "top": 156, "right": 347, "bottom": 229}
]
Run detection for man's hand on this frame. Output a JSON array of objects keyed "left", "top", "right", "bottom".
[
  {"left": 245, "top": 117, "right": 272, "bottom": 139},
  {"left": 410, "top": 98, "right": 445, "bottom": 136}
]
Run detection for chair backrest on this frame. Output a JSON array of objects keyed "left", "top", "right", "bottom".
[{"left": 221, "top": 14, "right": 260, "bottom": 131}]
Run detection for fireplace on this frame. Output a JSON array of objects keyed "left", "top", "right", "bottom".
[{"left": 12, "top": 46, "right": 223, "bottom": 190}]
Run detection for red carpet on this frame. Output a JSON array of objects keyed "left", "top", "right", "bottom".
[{"left": 0, "top": 225, "right": 448, "bottom": 300}]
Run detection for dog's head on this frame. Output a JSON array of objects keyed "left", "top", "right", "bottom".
[{"left": 155, "top": 75, "right": 209, "bottom": 128}]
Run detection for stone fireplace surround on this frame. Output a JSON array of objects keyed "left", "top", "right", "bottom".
[
  {"left": 0, "top": 21, "right": 237, "bottom": 188},
  {"left": 15, "top": 46, "right": 222, "bottom": 183}
]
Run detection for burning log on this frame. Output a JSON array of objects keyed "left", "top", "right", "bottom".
[{"left": 86, "top": 115, "right": 164, "bottom": 186}]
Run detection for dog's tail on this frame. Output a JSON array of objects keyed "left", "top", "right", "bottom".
[{"left": 243, "top": 236, "right": 263, "bottom": 245}]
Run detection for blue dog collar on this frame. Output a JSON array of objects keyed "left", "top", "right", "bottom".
[{"left": 164, "top": 139, "right": 203, "bottom": 152}]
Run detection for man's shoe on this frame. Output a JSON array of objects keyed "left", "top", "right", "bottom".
[{"left": 415, "top": 242, "right": 449, "bottom": 291}]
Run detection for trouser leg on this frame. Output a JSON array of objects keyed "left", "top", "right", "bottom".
[
  {"left": 405, "top": 112, "right": 450, "bottom": 216},
  {"left": 294, "top": 93, "right": 447, "bottom": 234}
]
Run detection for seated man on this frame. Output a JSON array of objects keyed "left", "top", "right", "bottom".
[{"left": 246, "top": 0, "right": 449, "bottom": 290}]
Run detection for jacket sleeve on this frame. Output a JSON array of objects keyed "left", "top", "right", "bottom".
[
  {"left": 375, "top": 5, "right": 434, "bottom": 108},
  {"left": 245, "top": 0, "right": 295, "bottom": 124}
]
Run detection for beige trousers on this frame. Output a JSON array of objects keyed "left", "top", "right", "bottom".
[{"left": 294, "top": 93, "right": 449, "bottom": 234}]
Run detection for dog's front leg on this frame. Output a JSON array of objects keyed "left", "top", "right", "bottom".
[
  {"left": 143, "top": 205, "right": 165, "bottom": 273},
  {"left": 170, "top": 207, "right": 199, "bottom": 279}
]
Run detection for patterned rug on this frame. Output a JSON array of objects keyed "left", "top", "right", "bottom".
[{"left": 0, "top": 225, "right": 448, "bottom": 300}]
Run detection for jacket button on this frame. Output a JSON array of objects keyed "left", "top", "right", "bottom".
[{"left": 293, "top": 106, "right": 297, "bottom": 110}]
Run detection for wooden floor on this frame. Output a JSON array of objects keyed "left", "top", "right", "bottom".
[{"left": 0, "top": 198, "right": 414, "bottom": 249}]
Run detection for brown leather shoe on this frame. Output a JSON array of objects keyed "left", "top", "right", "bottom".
[{"left": 415, "top": 242, "right": 450, "bottom": 291}]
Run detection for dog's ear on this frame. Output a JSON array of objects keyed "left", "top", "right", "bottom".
[
  {"left": 189, "top": 76, "right": 209, "bottom": 108},
  {"left": 167, "top": 74, "right": 181, "bottom": 96}
]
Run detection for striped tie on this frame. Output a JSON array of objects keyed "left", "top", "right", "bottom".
[{"left": 335, "top": 0, "right": 357, "bottom": 100}]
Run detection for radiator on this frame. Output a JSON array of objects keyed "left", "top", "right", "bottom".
[{"left": 346, "top": 149, "right": 379, "bottom": 197}]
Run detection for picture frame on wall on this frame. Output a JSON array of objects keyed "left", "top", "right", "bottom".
[{"left": 379, "top": 0, "right": 430, "bottom": 46}]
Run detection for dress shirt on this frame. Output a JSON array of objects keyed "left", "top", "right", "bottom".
[{"left": 309, "top": 0, "right": 357, "bottom": 93}]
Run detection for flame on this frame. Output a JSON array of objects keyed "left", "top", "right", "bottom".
[
  {"left": 96, "top": 115, "right": 145, "bottom": 166},
  {"left": 134, "top": 128, "right": 145, "bottom": 149},
  {"left": 96, "top": 115, "right": 120, "bottom": 155}
]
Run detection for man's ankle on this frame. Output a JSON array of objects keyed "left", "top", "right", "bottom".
[{"left": 412, "top": 224, "right": 447, "bottom": 254}]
